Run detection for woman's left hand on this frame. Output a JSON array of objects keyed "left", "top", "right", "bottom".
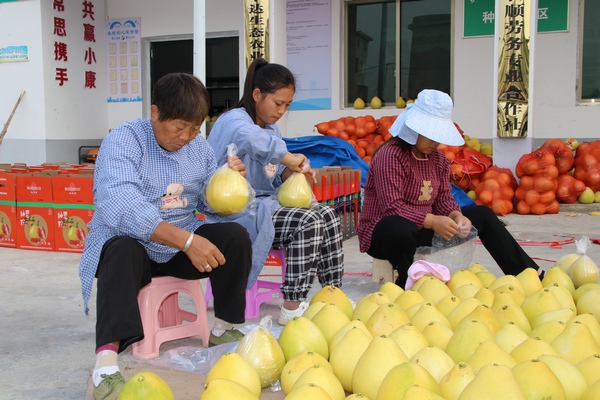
[
  {"left": 227, "top": 155, "right": 246, "bottom": 177},
  {"left": 453, "top": 214, "right": 472, "bottom": 238}
]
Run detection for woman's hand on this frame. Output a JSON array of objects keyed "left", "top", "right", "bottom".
[
  {"left": 227, "top": 155, "right": 246, "bottom": 177},
  {"left": 450, "top": 212, "right": 472, "bottom": 238},
  {"left": 429, "top": 215, "right": 459, "bottom": 240},
  {"left": 300, "top": 163, "right": 316, "bottom": 183},
  {"left": 150, "top": 222, "right": 225, "bottom": 273},
  {"left": 281, "top": 152, "right": 306, "bottom": 173},
  {"left": 184, "top": 234, "right": 226, "bottom": 273}
]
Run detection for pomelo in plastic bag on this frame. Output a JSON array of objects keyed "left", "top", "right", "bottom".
[
  {"left": 205, "top": 166, "right": 250, "bottom": 215},
  {"left": 277, "top": 172, "right": 312, "bottom": 208},
  {"left": 235, "top": 316, "right": 285, "bottom": 388},
  {"left": 568, "top": 236, "right": 599, "bottom": 288}
]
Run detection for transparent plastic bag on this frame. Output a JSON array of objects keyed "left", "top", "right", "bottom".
[
  {"left": 235, "top": 316, "right": 285, "bottom": 390},
  {"left": 415, "top": 225, "right": 478, "bottom": 273},
  {"left": 205, "top": 143, "right": 255, "bottom": 215},
  {"left": 568, "top": 236, "right": 599, "bottom": 288},
  {"left": 277, "top": 159, "right": 315, "bottom": 208}
]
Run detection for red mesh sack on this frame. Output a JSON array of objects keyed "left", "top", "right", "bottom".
[
  {"left": 573, "top": 140, "right": 600, "bottom": 192},
  {"left": 451, "top": 147, "right": 492, "bottom": 191},
  {"left": 515, "top": 150, "right": 560, "bottom": 215},
  {"left": 555, "top": 173, "right": 587, "bottom": 204},
  {"left": 475, "top": 166, "right": 517, "bottom": 215},
  {"left": 538, "top": 139, "right": 575, "bottom": 175}
]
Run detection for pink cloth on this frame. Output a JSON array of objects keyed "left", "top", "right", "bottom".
[{"left": 405, "top": 260, "right": 451, "bottom": 289}]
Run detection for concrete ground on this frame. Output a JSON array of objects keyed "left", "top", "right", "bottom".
[{"left": 1, "top": 204, "right": 600, "bottom": 399}]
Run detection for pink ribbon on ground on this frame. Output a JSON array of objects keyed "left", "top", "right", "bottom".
[{"left": 405, "top": 260, "right": 451, "bottom": 290}]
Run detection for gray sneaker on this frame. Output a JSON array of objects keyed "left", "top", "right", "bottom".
[
  {"left": 93, "top": 372, "right": 125, "bottom": 400},
  {"left": 278, "top": 301, "right": 309, "bottom": 325}
]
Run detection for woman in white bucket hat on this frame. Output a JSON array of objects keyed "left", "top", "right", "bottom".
[{"left": 356, "top": 89, "right": 542, "bottom": 288}]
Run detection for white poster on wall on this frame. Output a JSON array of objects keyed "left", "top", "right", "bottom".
[
  {"left": 105, "top": 18, "right": 141, "bottom": 102},
  {"left": 286, "top": 0, "right": 331, "bottom": 110}
]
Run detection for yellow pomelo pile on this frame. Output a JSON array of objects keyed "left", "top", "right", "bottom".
[{"left": 202, "top": 258, "right": 600, "bottom": 399}]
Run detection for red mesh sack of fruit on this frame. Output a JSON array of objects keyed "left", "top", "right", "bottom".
[
  {"left": 438, "top": 144, "right": 462, "bottom": 163},
  {"left": 555, "top": 173, "right": 587, "bottom": 204},
  {"left": 450, "top": 147, "right": 492, "bottom": 191},
  {"left": 538, "top": 138, "right": 575, "bottom": 175},
  {"left": 515, "top": 150, "right": 560, "bottom": 215},
  {"left": 573, "top": 140, "right": 600, "bottom": 192},
  {"left": 475, "top": 166, "right": 517, "bottom": 215}
]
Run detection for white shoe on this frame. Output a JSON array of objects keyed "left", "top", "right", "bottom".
[{"left": 278, "top": 301, "right": 309, "bottom": 325}]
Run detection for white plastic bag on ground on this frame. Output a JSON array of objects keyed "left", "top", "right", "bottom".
[{"left": 415, "top": 226, "right": 478, "bottom": 273}]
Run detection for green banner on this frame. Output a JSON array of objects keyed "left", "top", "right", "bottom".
[
  {"left": 463, "top": 0, "right": 495, "bottom": 37},
  {"left": 537, "top": 0, "right": 569, "bottom": 33}
]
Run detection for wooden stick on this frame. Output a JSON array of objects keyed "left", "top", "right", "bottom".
[{"left": 0, "top": 90, "right": 26, "bottom": 145}]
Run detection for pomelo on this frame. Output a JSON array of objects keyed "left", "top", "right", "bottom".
[
  {"left": 278, "top": 316, "right": 329, "bottom": 362},
  {"left": 311, "top": 286, "right": 354, "bottom": 319},
  {"left": 206, "top": 352, "right": 261, "bottom": 397},
  {"left": 118, "top": 371, "right": 174, "bottom": 400}
]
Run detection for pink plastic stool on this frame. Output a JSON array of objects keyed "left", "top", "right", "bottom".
[
  {"left": 205, "top": 248, "right": 287, "bottom": 319},
  {"left": 132, "top": 276, "right": 210, "bottom": 359}
]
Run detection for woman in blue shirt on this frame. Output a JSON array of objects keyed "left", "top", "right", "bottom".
[
  {"left": 81, "top": 73, "right": 252, "bottom": 400},
  {"left": 207, "top": 58, "right": 345, "bottom": 325}
]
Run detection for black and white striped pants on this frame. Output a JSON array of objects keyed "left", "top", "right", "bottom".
[{"left": 272, "top": 203, "right": 344, "bottom": 301}]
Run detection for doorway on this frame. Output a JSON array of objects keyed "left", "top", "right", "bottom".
[{"left": 149, "top": 35, "right": 240, "bottom": 118}]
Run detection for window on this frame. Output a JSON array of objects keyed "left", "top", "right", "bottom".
[
  {"left": 346, "top": 0, "right": 451, "bottom": 106},
  {"left": 581, "top": 0, "right": 600, "bottom": 101}
]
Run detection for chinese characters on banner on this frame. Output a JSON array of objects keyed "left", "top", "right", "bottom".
[
  {"left": 52, "top": 0, "right": 99, "bottom": 88},
  {"left": 105, "top": 18, "right": 142, "bottom": 102},
  {"left": 497, "top": 0, "right": 530, "bottom": 137},
  {"left": 244, "top": 0, "right": 269, "bottom": 69}
]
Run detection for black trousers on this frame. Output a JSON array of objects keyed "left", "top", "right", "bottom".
[
  {"left": 366, "top": 205, "right": 540, "bottom": 288},
  {"left": 95, "top": 222, "right": 252, "bottom": 353}
]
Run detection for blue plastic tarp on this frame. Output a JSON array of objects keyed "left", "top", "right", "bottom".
[{"left": 283, "top": 135, "right": 369, "bottom": 186}]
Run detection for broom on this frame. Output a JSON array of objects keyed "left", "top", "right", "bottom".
[{"left": 0, "top": 90, "right": 26, "bottom": 145}]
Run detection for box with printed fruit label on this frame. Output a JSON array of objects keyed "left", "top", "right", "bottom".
[
  {"left": 15, "top": 173, "right": 55, "bottom": 251},
  {"left": 52, "top": 174, "right": 94, "bottom": 253},
  {"left": 0, "top": 170, "right": 18, "bottom": 248}
]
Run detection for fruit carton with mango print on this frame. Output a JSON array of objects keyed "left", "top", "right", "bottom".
[
  {"left": 52, "top": 174, "right": 94, "bottom": 253},
  {"left": 15, "top": 173, "right": 55, "bottom": 251},
  {"left": 0, "top": 170, "right": 17, "bottom": 248}
]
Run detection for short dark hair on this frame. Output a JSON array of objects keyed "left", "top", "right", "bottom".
[
  {"left": 151, "top": 73, "right": 210, "bottom": 125},
  {"left": 235, "top": 58, "right": 296, "bottom": 123}
]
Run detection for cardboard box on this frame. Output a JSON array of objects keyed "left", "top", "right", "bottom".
[
  {"left": 0, "top": 171, "right": 17, "bottom": 248},
  {"left": 52, "top": 174, "right": 94, "bottom": 253},
  {"left": 311, "top": 167, "right": 362, "bottom": 239},
  {"left": 15, "top": 173, "right": 55, "bottom": 251}
]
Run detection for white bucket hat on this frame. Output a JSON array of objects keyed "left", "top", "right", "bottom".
[{"left": 389, "top": 89, "right": 464, "bottom": 146}]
